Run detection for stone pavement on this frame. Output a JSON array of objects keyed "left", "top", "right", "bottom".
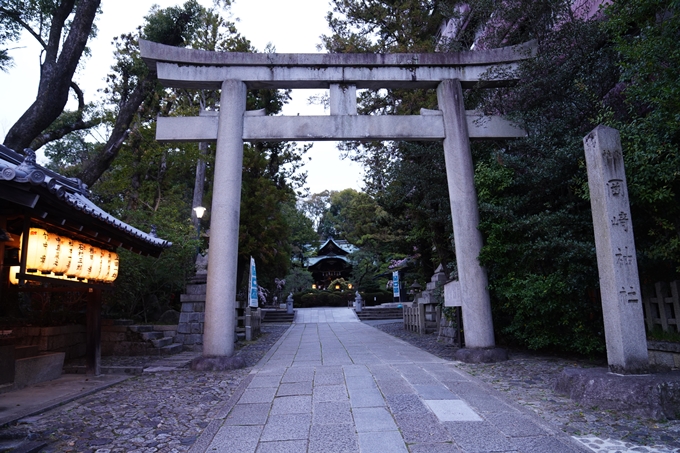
[{"left": 193, "top": 307, "right": 589, "bottom": 453}]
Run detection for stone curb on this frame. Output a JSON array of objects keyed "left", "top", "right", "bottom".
[{"left": 188, "top": 372, "right": 255, "bottom": 453}]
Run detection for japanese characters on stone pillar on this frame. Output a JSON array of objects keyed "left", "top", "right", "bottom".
[{"left": 584, "top": 125, "right": 648, "bottom": 374}]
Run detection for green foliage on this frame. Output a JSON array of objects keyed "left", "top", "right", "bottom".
[
  {"left": 296, "top": 290, "right": 353, "bottom": 308},
  {"left": 143, "top": 0, "right": 203, "bottom": 47},
  {"left": 283, "top": 267, "right": 314, "bottom": 294},
  {"left": 602, "top": 0, "right": 680, "bottom": 277},
  {"left": 473, "top": 16, "right": 616, "bottom": 354},
  {"left": 103, "top": 207, "right": 198, "bottom": 322}
]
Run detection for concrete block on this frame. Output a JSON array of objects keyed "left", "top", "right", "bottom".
[
  {"left": 194, "top": 302, "right": 205, "bottom": 312},
  {"left": 187, "top": 334, "right": 203, "bottom": 344},
  {"left": 14, "top": 352, "right": 65, "bottom": 389},
  {"left": 190, "top": 323, "right": 203, "bottom": 334},
  {"left": 177, "top": 323, "right": 190, "bottom": 334},
  {"left": 188, "top": 312, "right": 204, "bottom": 323}
]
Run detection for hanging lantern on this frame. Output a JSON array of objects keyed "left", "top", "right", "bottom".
[
  {"left": 78, "top": 244, "right": 97, "bottom": 280},
  {"left": 106, "top": 253, "right": 119, "bottom": 282},
  {"left": 89, "top": 246, "right": 104, "bottom": 281},
  {"left": 8, "top": 266, "right": 19, "bottom": 285},
  {"left": 53, "top": 235, "right": 73, "bottom": 275},
  {"left": 97, "top": 249, "right": 111, "bottom": 281},
  {"left": 22, "top": 228, "right": 50, "bottom": 272},
  {"left": 66, "top": 240, "right": 85, "bottom": 278},
  {"left": 12, "top": 227, "right": 119, "bottom": 284},
  {"left": 43, "top": 232, "right": 72, "bottom": 275}
]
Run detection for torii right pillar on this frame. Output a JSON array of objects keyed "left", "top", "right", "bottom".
[{"left": 438, "top": 79, "right": 503, "bottom": 360}]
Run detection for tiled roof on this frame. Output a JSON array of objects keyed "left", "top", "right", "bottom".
[{"left": 0, "top": 145, "right": 171, "bottom": 255}]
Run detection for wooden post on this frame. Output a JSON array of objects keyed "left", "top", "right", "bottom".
[
  {"left": 245, "top": 306, "right": 252, "bottom": 341},
  {"left": 86, "top": 287, "right": 101, "bottom": 376},
  {"left": 418, "top": 303, "right": 426, "bottom": 335}
]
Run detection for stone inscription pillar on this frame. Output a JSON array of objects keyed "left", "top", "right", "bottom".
[
  {"left": 437, "top": 79, "right": 495, "bottom": 349},
  {"left": 203, "top": 80, "right": 247, "bottom": 357},
  {"left": 584, "top": 125, "right": 648, "bottom": 374}
]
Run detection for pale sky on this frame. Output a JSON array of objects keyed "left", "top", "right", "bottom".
[{"left": 0, "top": 0, "right": 363, "bottom": 195}]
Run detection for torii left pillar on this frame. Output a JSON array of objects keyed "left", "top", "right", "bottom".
[
  {"left": 438, "top": 79, "right": 505, "bottom": 361},
  {"left": 203, "top": 80, "right": 246, "bottom": 357}
]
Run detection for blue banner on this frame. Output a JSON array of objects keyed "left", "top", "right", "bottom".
[
  {"left": 248, "top": 257, "right": 258, "bottom": 307},
  {"left": 392, "top": 271, "right": 400, "bottom": 298}
]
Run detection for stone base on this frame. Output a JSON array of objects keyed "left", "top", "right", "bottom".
[
  {"left": 190, "top": 355, "right": 246, "bottom": 371},
  {"left": 453, "top": 347, "right": 508, "bottom": 363},
  {"left": 554, "top": 367, "right": 680, "bottom": 420},
  {"left": 14, "top": 352, "right": 65, "bottom": 389}
]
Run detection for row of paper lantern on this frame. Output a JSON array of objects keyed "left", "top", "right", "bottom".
[{"left": 9, "top": 227, "right": 119, "bottom": 284}]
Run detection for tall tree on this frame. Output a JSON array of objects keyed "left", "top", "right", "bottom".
[{"left": 1, "top": 0, "right": 101, "bottom": 152}]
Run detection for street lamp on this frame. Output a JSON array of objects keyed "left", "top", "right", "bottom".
[{"left": 193, "top": 206, "right": 206, "bottom": 249}]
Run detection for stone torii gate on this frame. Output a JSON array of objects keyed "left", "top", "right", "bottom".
[{"left": 140, "top": 40, "right": 531, "bottom": 359}]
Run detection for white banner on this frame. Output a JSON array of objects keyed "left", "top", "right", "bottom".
[{"left": 248, "top": 256, "right": 258, "bottom": 308}]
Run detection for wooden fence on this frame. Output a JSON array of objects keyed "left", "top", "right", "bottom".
[
  {"left": 643, "top": 281, "right": 680, "bottom": 334},
  {"left": 403, "top": 303, "right": 442, "bottom": 334}
]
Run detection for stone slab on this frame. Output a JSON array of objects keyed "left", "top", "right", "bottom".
[
  {"left": 353, "top": 407, "right": 399, "bottom": 432},
  {"left": 308, "top": 424, "right": 359, "bottom": 453},
  {"left": 14, "top": 352, "right": 65, "bottom": 389},
  {"left": 312, "top": 401, "right": 353, "bottom": 425},
  {"left": 554, "top": 367, "right": 680, "bottom": 420},
  {"left": 357, "top": 431, "right": 408, "bottom": 453},
  {"left": 424, "top": 399, "right": 483, "bottom": 422},
  {"left": 207, "top": 425, "right": 262, "bottom": 453},
  {"left": 259, "top": 414, "right": 311, "bottom": 442},
  {"left": 270, "top": 395, "right": 312, "bottom": 415}
]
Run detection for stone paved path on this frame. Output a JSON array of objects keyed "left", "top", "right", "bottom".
[{"left": 194, "top": 307, "right": 589, "bottom": 452}]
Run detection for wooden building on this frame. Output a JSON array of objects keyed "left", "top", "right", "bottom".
[
  {"left": 0, "top": 145, "right": 171, "bottom": 377},
  {"left": 306, "top": 238, "right": 356, "bottom": 289}
]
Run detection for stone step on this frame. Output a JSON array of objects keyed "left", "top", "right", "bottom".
[
  {"left": 151, "top": 337, "right": 173, "bottom": 348},
  {"left": 160, "top": 343, "right": 183, "bottom": 356},
  {"left": 139, "top": 331, "right": 164, "bottom": 341},
  {"left": 128, "top": 325, "right": 153, "bottom": 333},
  {"left": 261, "top": 311, "right": 295, "bottom": 323}
]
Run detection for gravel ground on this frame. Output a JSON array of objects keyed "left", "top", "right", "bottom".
[
  {"left": 374, "top": 321, "right": 680, "bottom": 451},
  {"left": 2, "top": 321, "right": 679, "bottom": 452},
  {"left": 1, "top": 325, "right": 289, "bottom": 453}
]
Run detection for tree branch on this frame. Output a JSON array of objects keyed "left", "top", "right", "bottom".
[
  {"left": 70, "top": 81, "right": 85, "bottom": 110},
  {"left": 0, "top": 7, "right": 48, "bottom": 50},
  {"left": 78, "top": 72, "right": 155, "bottom": 187},
  {"left": 29, "top": 117, "right": 101, "bottom": 150}
]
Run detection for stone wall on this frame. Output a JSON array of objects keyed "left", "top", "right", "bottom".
[
  {"left": 11, "top": 325, "right": 85, "bottom": 360},
  {"left": 647, "top": 341, "right": 680, "bottom": 370}
]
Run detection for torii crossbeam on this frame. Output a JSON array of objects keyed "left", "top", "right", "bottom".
[{"left": 140, "top": 40, "right": 532, "bottom": 359}]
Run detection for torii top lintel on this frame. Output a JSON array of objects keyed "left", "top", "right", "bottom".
[{"left": 139, "top": 40, "right": 534, "bottom": 90}]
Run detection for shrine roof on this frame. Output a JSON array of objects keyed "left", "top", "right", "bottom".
[{"left": 0, "top": 145, "right": 171, "bottom": 257}]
